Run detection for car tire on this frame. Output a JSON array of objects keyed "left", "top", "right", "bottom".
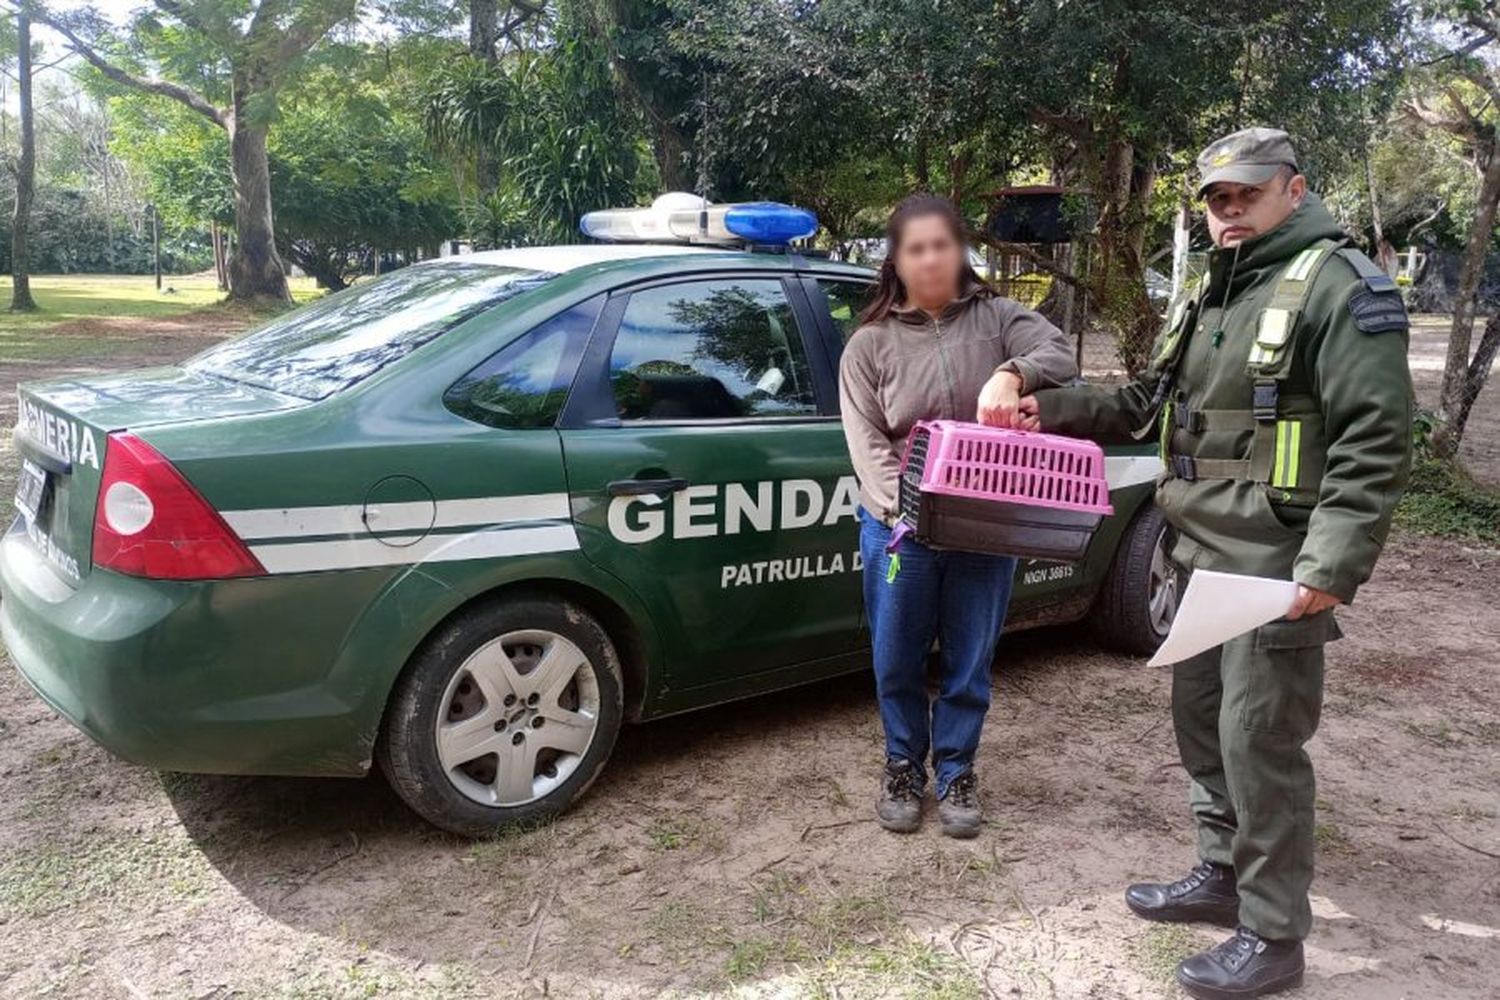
[
  {"left": 377, "top": 595, "right": 624, "bottom": 837},
  {"left": 1092, "top": 502, "right": 1179, "bottom": 656}
]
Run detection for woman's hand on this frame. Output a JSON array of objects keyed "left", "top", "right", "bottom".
[{"left": 976, "top": 371, "right": 1025, "bottom": 428}]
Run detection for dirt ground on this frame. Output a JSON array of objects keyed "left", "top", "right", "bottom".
[{"left": 1, "top": 309, "right": 1497, "bottom": 999}]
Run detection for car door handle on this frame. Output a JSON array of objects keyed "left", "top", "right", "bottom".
[{"left": 606, "top": 477, "right": 688, "bottom": 498}]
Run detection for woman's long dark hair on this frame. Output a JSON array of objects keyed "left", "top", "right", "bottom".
[{"left": 857, "top": 192, "right": 993, "bottom": 326}]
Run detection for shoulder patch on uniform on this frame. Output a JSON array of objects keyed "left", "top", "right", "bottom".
[{"left": 1348, "top": 288, "right": 1408, "bottom": 334}]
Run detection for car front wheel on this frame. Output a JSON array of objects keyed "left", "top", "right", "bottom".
[
  {"left": 1093, "top": 502, "right": 1179, "bottom": 656},
  {"left": 378, "top": 596, "right": 624, "bottom": 837}
]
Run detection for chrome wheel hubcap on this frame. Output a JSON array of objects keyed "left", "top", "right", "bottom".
[
  {"left": 1148, "top": 531, "right": 1180, "bottom": 636},
  {"left": 435, "top": 629, "right": 600, "bottom": 807}
]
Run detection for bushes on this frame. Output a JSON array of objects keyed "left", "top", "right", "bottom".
[{"left": 1395, "top": 410, "right": 1500, "bottom": 544}]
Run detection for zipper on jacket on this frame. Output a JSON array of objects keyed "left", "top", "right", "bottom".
[
  {"left": 933, "top": 316, "right": 958, "bottom": 418},
  {"left": 1194, "top": 243, "right": 1245, "bottom": 393}
]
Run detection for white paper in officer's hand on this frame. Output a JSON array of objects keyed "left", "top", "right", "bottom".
[{"left": 1147, "top": 570, "right": 1299, "bottom": 667}]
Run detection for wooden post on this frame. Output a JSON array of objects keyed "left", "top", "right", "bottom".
[
  {"left": 211, "top": 221, "right": 228, "bottom": 291},
  {"left": 1169, "top": 193, "right": 1191, "bottom": 305},
  {"left": 150, "top": 205, "right": 162, "bottom": 291},
  {"left": 9, "top": 6, "right": 38, "bottom": 312}
]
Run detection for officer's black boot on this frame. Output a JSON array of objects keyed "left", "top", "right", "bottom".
[
  {"left": 1124, "top": 860, "right": 1240, "bottom": 927},
  {"left": 1176, "top": 926, "right": 1305, "bottom": 1000}
]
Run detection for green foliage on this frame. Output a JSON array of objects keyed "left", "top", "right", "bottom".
[
  {"left": 273, "top": 71, "right": 457, "bottom": 287},
  {"left": 0, "top": 181, "right": 210, "bottom": 274},
  {"left": 1396, "top": 455, "right": 1500, "bottom": 544},
  {"left": 1396, "top": 409, "right": 1500, "bottom": 543},
  {"left": 110, "top": 44, "right": 459, "bottom": 288},
  {"left": 1336, "top": 70, "right": 1499, "bottom": 252},
  {"left": 422, "top": 8, "right": 650, "bottom": 247},
  {"left": 110, "top": 95, "right": 234, "bottom": 231}
]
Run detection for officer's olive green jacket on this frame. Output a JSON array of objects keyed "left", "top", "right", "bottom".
[{"left": 1037, "top": 196, "right": 1413, "bottom": 601}]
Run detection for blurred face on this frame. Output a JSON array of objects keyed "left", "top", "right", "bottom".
[
  {"left": 1204, "top": 170, "right": 1305, "bottom": 248},
  {"left": 894, "top": 214, "right": 965, "bottom": 308}
]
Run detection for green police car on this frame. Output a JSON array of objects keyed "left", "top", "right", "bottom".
[{"left": 2, "top": 200, "right": 1175, "bottom": 836}]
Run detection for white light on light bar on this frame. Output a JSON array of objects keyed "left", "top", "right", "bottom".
[{"left": 580, "top": 192, "right": 818, "bottom": 246}]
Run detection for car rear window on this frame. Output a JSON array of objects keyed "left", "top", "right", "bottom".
[{"left": 188, "top": 263, "right": 555, "bottom": 399}]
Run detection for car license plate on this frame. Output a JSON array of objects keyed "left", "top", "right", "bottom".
[{"left": 14, "top": 459, "right": 49, "bottom": 526}]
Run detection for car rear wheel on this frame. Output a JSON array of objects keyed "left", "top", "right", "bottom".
[
  {"left": 378, "top": 596, "right": 624, "bottom": 837},
  {"left": 1093, "top": 503, "right": 1179, "bottom": 656}
]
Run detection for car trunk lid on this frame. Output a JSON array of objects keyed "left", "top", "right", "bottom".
[{"left": 12, "top": 369, "right": 303, "bottom": 584}]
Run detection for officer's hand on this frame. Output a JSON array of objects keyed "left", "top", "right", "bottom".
[
  {"left": 977, "top": 371, "right": 1025, "bottom": 428},
  {"left": 1016, "top": 394, "right": 1041, "bottom": 432},
  {"left": 1286, "top": 584, "right": 1339, "bottom": 620}
]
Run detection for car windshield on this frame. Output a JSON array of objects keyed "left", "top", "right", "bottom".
[{"left": 188, "top": 263, "right": 555, "bottom": 399}]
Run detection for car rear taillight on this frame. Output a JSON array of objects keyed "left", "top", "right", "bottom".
[{"left": 92, "top": 432, "right": 265, "bottom": 580}]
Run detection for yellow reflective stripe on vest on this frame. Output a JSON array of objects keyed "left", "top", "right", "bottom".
[
  {"left": 1248, "top": 241, "right": 1340, "bottom": 371},
  {"left": 1285, "top": 246, "right": 1324, "bottom": 281},
  {"left": 1159, "top": 399, "right": 1175, "bottom": 464},
  {"left": 1272, "top": 419, "right": 1302, "bottom": 488}
]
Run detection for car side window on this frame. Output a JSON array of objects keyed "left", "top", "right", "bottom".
[
  {"left": 609, "top": 278, "right": 817, "bottom": 421},
  {"left": 815, "top": 279, "right": 874, "bottom": 344},
  {"left": 444, "top": 297, "right": 601, "bottom": 429}
]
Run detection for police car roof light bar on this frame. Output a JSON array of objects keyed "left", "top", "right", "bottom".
[{"left": 580, "top": 192, "right": 818, "bottom": 247}]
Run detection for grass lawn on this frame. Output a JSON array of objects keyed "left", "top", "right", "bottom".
[
  {"left": 0, "top": 274, "right": 323, "bottom": 364},
  {"left": 0, "top": 273, "right": 323, "bottom": 334}
]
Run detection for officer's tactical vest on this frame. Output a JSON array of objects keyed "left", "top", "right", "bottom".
[{"left": 1150, "top": 239, "right": 1390, "bottom": 500}]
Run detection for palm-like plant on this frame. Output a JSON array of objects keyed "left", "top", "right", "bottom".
[{"left": 423, "top": 27, "right": 646, "bottom": 248}]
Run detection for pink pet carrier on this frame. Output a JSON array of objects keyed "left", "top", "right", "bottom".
[{"left": 894, "top": 420, "right": 1113, "bottom": 561}]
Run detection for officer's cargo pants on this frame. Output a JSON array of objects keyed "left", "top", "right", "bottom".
[{"left": 1171, "top": 611, "right": 1341, "bottom": 941}]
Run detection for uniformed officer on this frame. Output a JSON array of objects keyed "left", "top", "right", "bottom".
[{"left": 1017, "top": 128, "right": 1414, "bottom": 1000}]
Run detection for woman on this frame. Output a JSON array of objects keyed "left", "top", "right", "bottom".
[{"left": 839, "top": 193, "right": 1077, "bottom": 838}]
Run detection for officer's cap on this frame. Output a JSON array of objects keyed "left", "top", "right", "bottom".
[{"left": 1197, "top": 127, "right": 1299, "bottom": 194}]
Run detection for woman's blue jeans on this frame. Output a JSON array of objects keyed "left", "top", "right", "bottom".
[{"left": 858, "top": 508, "right": 1016, "bottom": 798}]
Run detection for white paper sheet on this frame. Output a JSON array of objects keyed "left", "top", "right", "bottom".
[{"left": 1147, "top": 569, "right": 1299, "bottom": 667}]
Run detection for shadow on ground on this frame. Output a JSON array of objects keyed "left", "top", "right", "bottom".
[{"left": 159, "top": 626, "right": 1084, "bottom": 975}]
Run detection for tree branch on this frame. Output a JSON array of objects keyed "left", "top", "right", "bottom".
[
  {"left": 1462, "top": 10, "right": 1500, "bottom": 45},
  {"left": 497, "top": 0, "right": 546, "bottom": 43},
  {"left": 1420, "top": 31, "right": 1494, "bottom": 66},
  {"left": 1461, "top": 66, "right": 1500, "bottom": 116},
  {"left": 973, "top": 234, "right": 1082, "bottom": 288},
  {"left": 1404, "top": 95, "right": 1477, "bottom": 143},
  {"left": 29, "top": 8, "right": 227, "bottom": 127},
  {"left": 152, "top": 0, "right": 243, "bottom": 48},
  {"left": 267, "top": 0, "right": 359, "bottom": 67}
]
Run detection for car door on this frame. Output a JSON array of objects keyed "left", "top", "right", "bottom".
[{"left": 558, "top": 271, "right": 863, "bottom": 692}]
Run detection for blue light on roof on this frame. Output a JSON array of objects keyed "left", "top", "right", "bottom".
[{"left": 723, "top": 202, "right": 819, "bottom": 245}]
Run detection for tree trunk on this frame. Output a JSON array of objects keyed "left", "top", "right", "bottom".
[
  {"left": 469, "top": 0, "right": 501, "bottom": 194},
  {"left": 1169, "top": 191, "right": 1192, "bottom": 303},
  {"left": 282, "top": 239, "right": 351, "bottom": 291},
  {"left": 470, "top": 0, "right": 499, "bottom": 59},
  {"left": 948, "top": 151, "right": 970, "bottom": 206},
  {"left": 10, "top": 9, "right": 38, "bottom": 313},
  {"left": 1433, "top": 142, "right": 1500, "bottom": 458},
  {"left": 1366, "top": 149, "right": 1384, "bottom": 252},
  {"left": 1444, "top": 311, "right": 1500, "bottom": 449},
  {"left": 1090, "top": 135, "right": 1157, "bottom": 375},
  {"left": 913, "top": 131, "right": 931, "bottom": 189},
  {"left": 226, "top": 111, "right": 291, "bottom": 303}
]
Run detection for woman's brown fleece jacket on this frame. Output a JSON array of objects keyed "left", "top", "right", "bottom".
[{"left": 838, "top": 288, "right": 1079, "bottom": 524}]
